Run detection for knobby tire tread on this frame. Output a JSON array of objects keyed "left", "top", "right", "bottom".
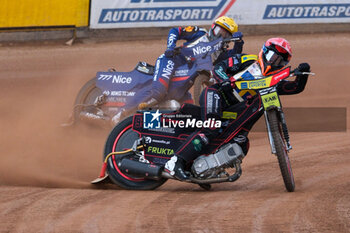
[
  {"left": 193, "top": 74, "right": 210, "bottom": 105},
  {"left": 267, "top": 110, "right": 295, "bottom": 192},
  {"left": 104, "top": 116, "right": 167, "bottom": 190},
  {"left": 73, "top": 77, "right": 101, "bottom": 123}
]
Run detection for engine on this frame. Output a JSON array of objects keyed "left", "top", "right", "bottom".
[{"left": 191, "top": 143, "right": 245, "bottom": 179}]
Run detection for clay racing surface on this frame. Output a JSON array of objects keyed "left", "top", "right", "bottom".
[{"left": 0, "top": 33, "right": 349, "bottom": 232}]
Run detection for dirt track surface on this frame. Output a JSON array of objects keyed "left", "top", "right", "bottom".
[{"left": 1, "top": 33, "right": 349, "bottom": 233}]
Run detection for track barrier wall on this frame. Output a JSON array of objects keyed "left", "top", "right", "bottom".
[
  {"left": 0, "top": 0, "right": 349, "bottom": 42},
  {"left": 0, "top": 0, "right": 89, "bottom": 29}
]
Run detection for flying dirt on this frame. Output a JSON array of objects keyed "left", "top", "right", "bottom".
[{"left": 0, "top": 33, "right": 349, "bottom": 232}]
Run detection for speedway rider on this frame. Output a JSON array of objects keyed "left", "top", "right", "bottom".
[
  {"left": 165, "top": 37, "right": 311, "bottom": 180},
  {"left": 112, "top": 16, "right": 244, "bottom": 124}
]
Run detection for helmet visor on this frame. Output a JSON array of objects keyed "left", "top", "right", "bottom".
[
  {"left": 212, "top": 25, "right": 231, "bottom": 39},
  {"left": 264, "top": 48, "right": 288, "bottom": 68}
]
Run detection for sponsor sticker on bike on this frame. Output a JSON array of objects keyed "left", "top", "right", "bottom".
[
  {"left": 145, "top": 136, "right": 171, "bottom": 145},
  {"left": 143, "top": 110, "right": 221, "bottom": 129},
  {"left": 262, "top": 92, "right": 281, "bottom": 109},
  {"left": 222, "top": 111, "right": 237, "bottom": 119},
  {"left": 98, "top": 73, "right": 133, "bottom": 84},
  {"left": 144, "top": 110, "right": 162, "bottom": 129},
  {"left": 147, "top": 146, "right": 174, "bottom": 156},
  {"left": 236, "top": 76, "right": 274, "bottom": 90},
  {"left": 248, "top": 80, "right": 268, "bottom": 89}
]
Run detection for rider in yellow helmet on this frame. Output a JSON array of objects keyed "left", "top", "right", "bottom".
[
  {"left": 209, "top": 16, "right": 239, "bottom": 40},
  {"left": 112, "top": 16, "right": 244, "bottom": 125},
  {"left": 135, "top": 16, "right": 244, "bottom": 111}
]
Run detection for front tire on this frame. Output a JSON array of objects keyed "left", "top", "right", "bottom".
[
  {"left": 267, "top": 110, "right": 295, "bottom": 192},
  {"left": 104, "top": 116, "right": 167, "bottom": 190}
]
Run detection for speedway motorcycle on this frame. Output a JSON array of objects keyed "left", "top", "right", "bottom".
[
  {"left": 64, "top": 37, "right": 236, "bottom": 127},
  {"left": 92, "top": 65, "right": 313, "bottom": 191}
]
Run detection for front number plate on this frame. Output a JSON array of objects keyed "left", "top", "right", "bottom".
[{"left": 262, "top": 92, "right": 281, "bottom": 109}]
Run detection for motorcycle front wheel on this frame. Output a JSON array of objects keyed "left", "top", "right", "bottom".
[
  {"left": 267, "top": 110, "right": 295, "bottom": 192},
  {"left": 104, "top": 116, "right": 167, "bottom": 190}
]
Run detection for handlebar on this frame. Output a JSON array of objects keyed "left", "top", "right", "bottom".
[
  {"left": 223, "top": 37, "right": 241, "bottom": 43},
  {"left": 290, "top": 68, "right": 315, "bottom": 77},
  {"left": 173, "top": 46, "right": 182, "bottom": 56}
]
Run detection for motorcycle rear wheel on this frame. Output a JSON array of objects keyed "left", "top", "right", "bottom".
[
  {"left": 74, "top": 77, "right": 103, "bottom": 123},
  {"left": 193, "top": 73, "right": 211, "bottom": 105},
  {"left": 267, "top": 110, "right": 295, "bottom": 192},
  {"left": 104, "top": 116, "right": 167, "bottom": 190}
]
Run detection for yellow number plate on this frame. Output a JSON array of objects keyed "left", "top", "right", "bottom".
[{"left": 262, "top": 92, "right": 281, "bottom": 109}]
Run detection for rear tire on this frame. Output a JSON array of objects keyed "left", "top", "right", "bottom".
[
  {"left": 104, "top": 116, "right": 167, "bottom": 190},
  {"left": 193, "top": 73, "right": 211, "bottom": 105},
  {"left": 73, "top": 77, "right": 103, "bottom": 124},
  {"left": 267, "top": 110, "right": 295, "bottom": 192}
]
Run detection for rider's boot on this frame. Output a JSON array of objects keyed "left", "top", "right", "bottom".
[
  {"left": 79, "top": 107, "right": 110, "bottom": 124},
  {"left": 111, "top": 98, "right": 159, "bottom": 126},
  {"left": 111, "top": 109, "right": 126, "bottom": 126},
  {"left": 111, "top": 107, "right": 137, "bottom": 126},
  {"left": 164, "top": 155, "right": 189, "bottom": 181},
  {"left": 138, "top": 98, "right": 159, "bottom": 110}
]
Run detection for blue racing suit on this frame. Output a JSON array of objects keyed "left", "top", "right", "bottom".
[
  {"left": 153, "top": 26, "right": 208, "bottom": 104},
  {"left": 130, "top": 26, "right": 244, "bottom": 108}
]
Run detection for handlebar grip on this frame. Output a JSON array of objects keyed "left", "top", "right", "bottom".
[
  {"left": 290, "top": 69, "right": 315, "bottom": 76},
  {"left": 173, "top": 46, "right": 182, "bottom": 55},
  {"left": 223, "top": 37, "right": 241, "bottom": 43},
  {"left": 302, "top": 72, "right": 315, "bottom": 75}
]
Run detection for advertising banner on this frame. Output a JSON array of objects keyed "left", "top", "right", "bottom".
[
  {"left": 230, "top": 0, "right": 350, "bottom": 25},
  {"left": 0, "top": 0, "right": 89, "bottom": 28},
  {"left": 90, "top": 0, "right": 350, "bottom": 29},
  {"left": 90, "top": 0, "right": 235, "bottom": 28}
]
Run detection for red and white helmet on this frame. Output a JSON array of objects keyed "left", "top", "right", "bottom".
[{"left": 258, "top": 38, "right": 292, "bottom": 76}]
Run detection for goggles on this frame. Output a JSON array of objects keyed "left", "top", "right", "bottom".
[
  {"left": 212, "top": 25, "right": 231, "bottom": 39},
  {"left": 263, "top": 46, "right": 288, "bottom": 68}
]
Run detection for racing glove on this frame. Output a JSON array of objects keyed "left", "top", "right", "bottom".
[
  {"left": 164, "top": 48, "right": 175, "bottom": 58},
  {"left": 232, "top": 32, "right": 244, "bottom": 54},
  {"left": 232, "top": 31, "right": 243, "bottom": 41},
  {"left": 220, "top": 80, "right": 235, "bottom": 90},
  {"left": 219, "top": 81, "right": 241, "bottom": 105},
  {"left": 297, "top": 63, "right": 311, "bottom": 73}
]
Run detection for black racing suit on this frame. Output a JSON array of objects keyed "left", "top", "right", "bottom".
[{"left": 175, "top": 53, "right": 309, "bottom": 162}]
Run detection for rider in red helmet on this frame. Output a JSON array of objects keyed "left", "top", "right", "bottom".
[
  {"left": 165, "top": 37, "right": 311, "bottom": 181},
  {"left": 258, "top": 38, "right": 292, "bottom": 76}
]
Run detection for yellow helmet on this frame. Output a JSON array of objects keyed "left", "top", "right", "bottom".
[
  {"left": 209, "top": 16, "right": 238, "bottom": 40},
  {"left": 214, "top": 16, "right": 238, "bottom": 34}
]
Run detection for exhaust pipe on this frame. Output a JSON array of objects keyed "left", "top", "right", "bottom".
[{"left": 118, "top": 159, "right": 163, "bottom": 180}]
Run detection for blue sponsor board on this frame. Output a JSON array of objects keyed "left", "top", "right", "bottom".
[
  {"left": 98, "top": 0, "right": 226, "bottom": 23},
  {"left": 264, "top": 4, "right": 350, "bottom": 19},
  {"left": 131, "top": 0, "right": 217, "bottom": 2}
]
